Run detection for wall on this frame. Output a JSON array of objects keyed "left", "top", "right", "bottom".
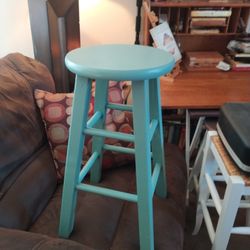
[
  {"left": 0, "top": 0, "right": 137, "bottom": 58},
  {"left": 79, "top": 0, "right": 137, "bottom": 46},
  {"left": 0, "top": 0, "right": 34, "bottom": 58}
]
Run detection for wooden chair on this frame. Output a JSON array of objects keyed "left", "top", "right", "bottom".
[{"left": 193, "top": 131, "right": 250, "bottom": 250}]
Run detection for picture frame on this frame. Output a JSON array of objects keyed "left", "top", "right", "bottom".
[{"left": 150, "top": 21, "right": 182, "bottom": 63}]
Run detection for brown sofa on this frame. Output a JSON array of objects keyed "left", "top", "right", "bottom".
[{"left": 0, "top": 53, "right": 187, "bottom": 249}]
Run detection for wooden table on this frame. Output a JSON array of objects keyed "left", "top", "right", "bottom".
[
  {"left": 160, "top": 70, "right": 250, "bottom": 174},
  {"left": 160, "top": 71, "right": 250, "bottom": 109}
]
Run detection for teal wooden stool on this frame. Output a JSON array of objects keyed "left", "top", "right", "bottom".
[{"left": 59, "top": 44, "right": 174, "bottom": 250}]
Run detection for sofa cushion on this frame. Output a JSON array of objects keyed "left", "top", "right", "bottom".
[
  {"left": 0, "top": 53, "right": 55, "bottom": 186},
  {"left": 0, "top": 53, "right": 58, "bottom": 230},
  {"left": 29, "top": 144, "right": 187, "bottom": 249},
  {"left": 0, "top": 145, "right": 57, "bottom": 230},
  {"left": 0, "top": 227, "right": 94, "bottom": 250},
  {"left": 34, "top": 83, "right": 134, "bottom": 181}
]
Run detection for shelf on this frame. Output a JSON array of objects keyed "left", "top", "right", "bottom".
[
  {"left": 143, "top": 1, "right": 250, "bottom": 52},
  {"left": 175, "top": 32, "right": 238, "bottom": 36},
  {"left": 151, "top": 0, "right": 250, "bottom": 8}
]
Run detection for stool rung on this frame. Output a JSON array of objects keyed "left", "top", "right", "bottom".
[
  {"left": 201, "top": 199, "right": 215, "bottom": 242},
  {"left": 107, "top": 103, "right": 133, "bottom": 111},
  {"left": 213, "top": 175, "right": 225, "bottom": 182},
  {"left": 79, "top": 152, "right": 99, "bottom": 183},
  {"left": 205, "top": 173, "right": 222, "bottom": 214},
  {"left": 189, "top": 116, "right": 205, "bottom": 158},
  {"left": 207, "top": 198, "right": 250, "bottom": 209},
  {"left": 103, "top": 144, "right": 135, "bottom": 154},
  {"left": 231, "top": 227, "right": 250, "bottom": 235},
  {"left": 87, "top": 111, "right": 102, "bottom": 128},
  {"left": 77, "top": 183, "right": 138, "bottom": 203},
  {"left": 239, "top": 200, "right": 250, "bottom": 208},
  {"left": 149, "top": 119, "right": 158, "bottom": 142},
  {"left": 151, "top": 163, "right": 161, "bottom": 197},
  {"left": 206, "top": 199, "right": 216, "bottom": 207},
  {"left": 84, "top": 128, "right": 135, "bottom": 142}
]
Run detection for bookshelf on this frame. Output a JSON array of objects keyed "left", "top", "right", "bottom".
[
  {"left": 143, "top": 0, "right": 250, "bottom": 53},
  {"left": 143, "top": 0, "right": 250, "bottom": 150}
]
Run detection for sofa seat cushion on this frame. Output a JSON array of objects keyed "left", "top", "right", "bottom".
[
  {"left": 0, "top": 145, "right": 57, "bottom": 230},
  {"left": 0, "top": 227, "right": 94, "bottom": 250},
  {"left": 30, "top": 144, "right": 187, "bottom": 249}
]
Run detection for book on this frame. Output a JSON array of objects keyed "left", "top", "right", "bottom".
[
  {"left": 234, "top": 53, "right": 250, "bottom": 58},
  {"left": 167, "top": 124, "right": 175, "bottom": 143},
  {"left": 191, "top": 17, "right": 226, "bottom": 27},
  {"left": 209, "top": 0, "right": 229, "bottom": 2},
  {"left": 186, "top": 51, "right": 223, "bottom": 64},
  {"left": 227, "top": 40, "right": 250, "bottom": 53},
  {"left": 178, "top": 127, "right": 186, "bottom": 151},
  {"left": 191, "top": 9, "right": 232, "bottom": 17},
  {"left": 233, "top": 65, "right": 250, "bottom": 71},
  {"left": 231, "top": 67, "right": 250, "bottom": 72},
  {"left": 225, "top": 54, "right": 250, "bottom": 71},
  {"left": 185, "top": 51, "right": 223, "bottom": 71},
  {"left": 150, "top": 22, "right": 182, "bottom": 62},
  {"left": 190, "top": 28, "right": 220, "bottom": 34},
  {"left": 234, "top": 53, "right": 250, "bottom": 63},
  {"left": 233, "top": 61, "right": 250, "bottom": 68}
]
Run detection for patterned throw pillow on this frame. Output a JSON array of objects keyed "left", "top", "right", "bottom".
[{"left": 34, "top": 81, "right": 134, "bottom": 181}]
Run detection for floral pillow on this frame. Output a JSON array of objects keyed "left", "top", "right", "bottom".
[{"left": 34, "top": 81, "right": 134, "bottom": 181}]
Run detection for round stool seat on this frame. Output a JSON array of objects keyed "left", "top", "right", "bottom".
[{"left": 65, "top": 44, "right": 175, "bottom": 81}]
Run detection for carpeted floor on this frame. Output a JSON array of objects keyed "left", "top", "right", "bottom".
[{"left": 184, "top": 190, "right": 250, "bottom": 250}]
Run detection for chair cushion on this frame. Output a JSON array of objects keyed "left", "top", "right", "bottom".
[{"left": 217, "top": 102, "right": 250, "bottom": 172}]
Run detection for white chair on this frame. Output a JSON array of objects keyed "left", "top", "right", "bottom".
[
  {"left": 187, "top": 112, "right": 218, "bottom": 200},
  {"left": 193, "top": 130, "right": 250, "bottom": 250}
]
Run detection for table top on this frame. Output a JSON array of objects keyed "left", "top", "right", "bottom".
[
  {"left": 65, "top": 44, "right": 175, "bottom": 81},
  {"left": 160, "top": 70, "right": 250, "bottom": 109}
]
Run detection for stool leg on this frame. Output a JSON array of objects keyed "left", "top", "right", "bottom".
[
  {"left": 188, "top": 131, "right": 207, "bottom": 192},
  {"left": 185, "top": 109, "right": 191, "bottom": 170},
  {"left": 90, "top": 80, "right": 109, "bottom": 183},
  {"left": 193, "top": 150, "right": 212, "bottom": 235},
  {"left": 212, "top": 176, "right": 244, "bottom": 250},
  {"left": 193, "top": 132, "right": 218, "bottom": 235},
  {"left": 59, "top": 76, "right": 92, "bottom": 238},
  {"left": 132, "top": 80, "right": 154, "bottom": 250},
  {"left": 149, "top": 78, "right": 167, "bottom": 198},
  {"left": 245, "top": 196, "right": 250, "bottom": 226}
]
